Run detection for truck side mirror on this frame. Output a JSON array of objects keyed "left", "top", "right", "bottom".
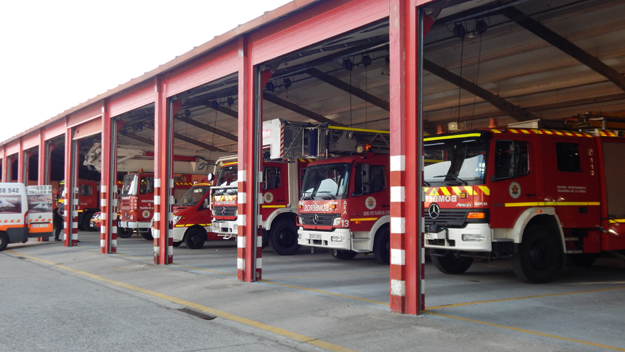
[{"left": 207, "top": 173, "right": 215, "bottom": 182}]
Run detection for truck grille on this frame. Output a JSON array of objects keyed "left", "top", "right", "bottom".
[
  {"left": 212, "top": 206, "right": 237, "bottom": 217},
  {"left": 424, "top": 209, "right": 469, "bottom": 228},
  {"left": 299, "top": 213, "right": 337, "bottom": 226}
]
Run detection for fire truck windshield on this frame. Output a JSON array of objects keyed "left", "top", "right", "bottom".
[
  {"left": 216, "top": 165, "right": 238, "bottom": 187},
  {"left": 121, "top": 175, "right": 138, "bottom": 196},
  {"left": 301, "top": 162, "right": 351, "bottom": 200},
  {"left": 424, "top": 136, "right": 489, "bottom": 186},
  {"left": 176, "top": 186, "right": 210, "bottom": 207}
]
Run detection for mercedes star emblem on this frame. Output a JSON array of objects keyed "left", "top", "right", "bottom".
[
  {"left": 221, "top": 207, "right": 227, "bottom": 216},
  {"left": 428, "top": 203, "right": 440, "bottom": 219},
  {"left": 313, "top": 214, "right": 319, "bottom": 224}
]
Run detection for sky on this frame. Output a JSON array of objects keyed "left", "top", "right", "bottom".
[{"left": 0, "top": 0, "right": 293, "bottom": 143}]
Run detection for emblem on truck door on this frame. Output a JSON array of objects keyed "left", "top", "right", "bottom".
[{"left": 428, "top": 203, "right": 440, "bottom": 219}]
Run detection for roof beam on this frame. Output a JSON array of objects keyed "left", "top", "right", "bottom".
[
  {"left": 305, "top": 68, "right": 390, "bottom": 111},
  {"left": 262, "top": 93, "right": 343, "bottom": 125},
  {"left": 118, "top": 132, "right": 154, "bottom": 146},
  {"left": 502, "top": 6, "right": 625, "bottom": 93},
  {"left": 172, "top": 133, "right": 226, "bottom": 152},
  {"left": 205, "top": 102, "right": 238, "bottom": 119},
  {"left": 144, "top": 125, "right": 225, "bottom": 152},
  {"left": 176, "top": 116, "right": 238, "bottom": 142},
  {"left": 423, "top": 59, "right": 539, "bottom": 122}
]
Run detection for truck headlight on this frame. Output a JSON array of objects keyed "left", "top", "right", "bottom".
[
  {"left": 173, "top": 216, "right": 181, "bottom": 225},
  {"left": 462, "top": 234, "right": 485, "bottom": 242}
]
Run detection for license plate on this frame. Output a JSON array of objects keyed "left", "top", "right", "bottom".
[
  {"left": 31, "top": 224, "right": 48, "bottom": 228},
  {"left": 310, "top": 233, "right": 322, "bottom": 240},
  {"left": 425, "top": 232, "right": 443, "bottom": 240}
]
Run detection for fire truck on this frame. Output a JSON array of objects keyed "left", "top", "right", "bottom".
[
  {"left": 252, "top": 119, "right": 392, "bottom": 262},
  {"left": 424, "top": 114, "right": 625, "bottom": 283},
  {"left": 170, "top": 178, "right": 226, "bottom": 248},
  {"left": 59, "top": 179, "right": 99, "bottom": 231},
  {"left": 209, "top": 154, "right": 309, "bottom": 255},
  {"left": 84, "top": 143, "right": 227, "bottom": 240}
]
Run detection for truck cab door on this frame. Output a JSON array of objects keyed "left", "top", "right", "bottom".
[{"left": 488, "top": 136, "right": 540, "bottom": 229}]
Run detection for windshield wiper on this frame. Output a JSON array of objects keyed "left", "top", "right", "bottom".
[
  {"left": 317, "top": 191, "right": 336, "bottom": 200},
  {"left": 433, "top": 174, "right": 468, "bottom": 185}
]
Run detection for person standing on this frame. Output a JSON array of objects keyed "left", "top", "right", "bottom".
[{"left": 53, "top": 201, "right": 64, "bottom": 241}]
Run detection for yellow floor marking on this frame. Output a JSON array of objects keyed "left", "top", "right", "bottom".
[
  {"left": 425, "top": 311, "right": 625, "bottom": 352},
  {"left": 262, "top": 280, "right": 390, "bottom": 306},
  {"left": 428, "top": 285, "right": 625, "bottom": 309},
  {"left": 7, "top": 250, "right": 355, "bottom": 352}
]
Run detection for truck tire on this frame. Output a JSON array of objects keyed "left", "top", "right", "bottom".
[
  {"left": 185, "top": 227, "right": 206, "bottom": 249},
  {"left": 268, "top": 219, "right": 300, "bottom": 255},
  {"left": 330, "top": 249, "right": 357, "bottom": 260},
  {"left": 512, "top": 225, "right": 561, "bottom": 283},
  {"left": 431, "top": 251, "right": 473, "bottom": 274},
  {"left": 141, "top": 231, "right": 153, "bottom": 241},
  {"left": 373, "top": 227, "right": 390, "bottom": 264},
  {"left": 173, "top": 241, "right": 182, "bottom": 247},
  {"left": 117, "top": 227, "right": 133, "bottom": 238},
  {"left": 0, "top": 231, "right": 8, "bottom": 251}
]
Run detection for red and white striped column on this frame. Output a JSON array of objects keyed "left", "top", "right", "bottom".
[{"left": 389, "top": 0, "right": 436, "bottom": 315}]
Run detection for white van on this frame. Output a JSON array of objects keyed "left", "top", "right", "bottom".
[{"left": 0, "top": 183, "right": 53, "bottom": 251}]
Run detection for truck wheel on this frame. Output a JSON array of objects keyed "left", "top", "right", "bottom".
[
  {"left": 330, "top": 249, "right": 357, "bottom": 260},
  {"left": 373, "top": 227, "right": 390, "bottom": 264},
  {"left": 141, "top": 232, "right": 153, "bottom": 241},
  {"left": 173, "top": 241, "right": 182, "bottom": 247},
  {"left": 431, "top": 251, "right": 473, "bottom": 274},
  {"left": 512, "top": 225, "right": 561, "bottom": 283},
  {"left": 0, "top": 232, "right": 8, "bottom": 251},
  {"left": 185, "top": 227, "right": 206, "bottom": 249},
  {"left": 268, "top": 219, "right": 300, "bottom": 255},
  {"left": 117, "top": 227, "right": 133, "bottom": 238}
]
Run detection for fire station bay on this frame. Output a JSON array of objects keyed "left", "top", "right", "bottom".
[{"left": 1, "top": 0, "right": 625, "bottom": 324}]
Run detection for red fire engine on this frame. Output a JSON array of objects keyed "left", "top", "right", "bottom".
[
  {"left": 297, "top": 153, "right": 391, "bottom": 263},
  {"left": 209, "top": 155, "right": 309, "bottom": 255},
  {"left": 424, "top": 114, "right": 625, "bottom": 283},
  {"left": 171, "top": 178, "right": 224, "bottom": 248},
  {"left": 60, "top": 179, "right": 99, "bottom": 231}
]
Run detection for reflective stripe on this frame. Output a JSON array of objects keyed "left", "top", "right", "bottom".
[{"left": 504, "top": 202, "right": 600, "bottom": 207}]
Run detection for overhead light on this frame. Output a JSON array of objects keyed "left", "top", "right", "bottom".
[
  {"left": 266, "top": 81, "right": 275, "bottom": 92},
  {"left": 475, "top": 18, "right": 488, "bottom": 35},
  {"left": 343, "top": 58, "right": 353, "bottom": 71},
  {"left": 453, "top": 22, "right": 466, "bottom": 39},
  {"left": 283, "top": 78, "right": 292, "bottom": 89},
  {"left": 227, "top": 97, "right": 234, "bottom": 107},
  {"left": 210, "top": 101, "right": 219, "bottom": 109},
  {"left": 184, "top": 109, "right": 191, "bottom": 118},
  {"left": 361, "top": 55, "right": 372, "bottom": 68}
]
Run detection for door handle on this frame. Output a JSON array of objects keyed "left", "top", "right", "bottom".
[{"left": 525, "top": 193, "right": 536, "bottom": 197}]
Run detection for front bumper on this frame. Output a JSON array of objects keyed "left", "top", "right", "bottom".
[
  {"left": 210, "top": 220, "right": 237, "bottom": 239},
  {"left": 424, "top": 223, "right": 492, "bottom": 252},
  {"left": 118, "top": 221, "right": 150, "bottom": 230},
  {"left": 298, "top": 228, "right": 351, "bottom": 250}
]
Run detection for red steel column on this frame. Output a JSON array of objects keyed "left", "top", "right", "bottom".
[
  {"left": 63, "top": 120, "right": 78, "bottom": 247},
  {"left": 17, "top": 141, "right": 24, "bottom": 183},
  {"left": 100, "top": 102, "right": 118, "bottom": 253},
  {"left": 1, "top": 147, "right": 6, "bottom": 182},
  {"left": 37, "top": 131, "right": 48, "bottom": 242},
  {"left": 389, "top": 0, "right": 434, "bottom": 315},
  {"left": 153, "top": 76, "right": 174, "bottom": 264}
]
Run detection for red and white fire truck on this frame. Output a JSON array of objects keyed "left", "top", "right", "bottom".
[
  {"left": 60, "top": 179, "right": 99, "bottom": 231},
  {"left": 209, "top": 154, "right": 309, "bottom": 255},
  {"left": 424, "top": 115, "right": 625, "bottom": 283},
  {"left": 84, "top": 143, "right": 225, "bottom": 242},
  {"left": 170, "top": 178, "right": 225, "bottom": 249}
]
